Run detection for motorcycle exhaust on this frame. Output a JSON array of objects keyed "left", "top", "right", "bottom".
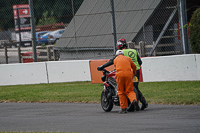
[{"left": 112, "top": 95, "right": 119, "bottom": 102}]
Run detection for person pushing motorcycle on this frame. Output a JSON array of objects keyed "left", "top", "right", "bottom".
[
  {"left": 97, "top": 38, "right": 148, "bottom": 110},
  {"left": 113, "top": 50, "right": 138, "bottom": 113}
]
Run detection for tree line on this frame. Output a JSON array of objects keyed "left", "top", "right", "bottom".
[{"left": 0, "top": 0, "right": 83, "bottom": 30}]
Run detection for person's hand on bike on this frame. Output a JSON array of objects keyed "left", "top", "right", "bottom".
[{"left": 97, "top": 65, "right": 104, "bottom": 71}]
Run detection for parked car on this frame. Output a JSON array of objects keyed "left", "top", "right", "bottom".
[
  {"left": 38, "top": 31, "right": 52, "bottom": 45},
  {"left": 17, "top": 31, "right": 48, "bottom": 47},
  {"left": 36, "top": 31, "right": 48, "bottom": 45},
  {"left": 48, "top": 29, "right": 65, "bottom": 44}
]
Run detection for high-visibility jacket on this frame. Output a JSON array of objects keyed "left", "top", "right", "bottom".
[{"left": 122, "top": 49, "right": 140, "bottom": 70}]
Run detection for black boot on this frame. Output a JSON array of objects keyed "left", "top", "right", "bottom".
[
  {"left": 132, "top": 100, "right": 140, "bottom": 111},
  {"left": 141, "top": 103, "right": 148, "bottom": 110},
  {"left": 134, "top": 84, "right": 147, "bottom": 111},
  {"left": 119, "top": 108, "right": 127, "bottom": 114},
  {"left": 140, "top": 97, "right": 148, "bottom": 110}
]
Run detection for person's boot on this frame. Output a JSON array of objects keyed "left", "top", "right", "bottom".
[
  {"left": 140, "top": 96, "right": 148, "bottom": 110},
  {"left": 141, "top": 103, "right": 148, "bottom": 110},
  {"left": 119, "top": 108, "right": 127, "bottom": 114},
  {"left": 132, "top": 100, "right": 140, "bottom": 111},
  {"left": 135, "top": 103, "right": 140, "bottom": 111}
]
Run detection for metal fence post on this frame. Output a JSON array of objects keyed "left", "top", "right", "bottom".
[
  {"left": 110, "top": 0, "right": 117, "bottom": 54},
  {"left": 179, "top": 0, "right": 190, "bottom": 54},
  {"left": 18, "top": 46, "right": 21, "bottom": 63},
  {"left": 28, "top": 0, "right": 37, "bottom": 62},
  {"left": 153, "top": 41, "right": 156, "bottom": 56},
  {"left": 139, "top": 41, "right": 145, "bottom": 57},
  {"left": 4, "top": 46, "right": 8, "bottom": 64},
  {"left": 47, "top": 46, "right": 51, "bottom": 61}
]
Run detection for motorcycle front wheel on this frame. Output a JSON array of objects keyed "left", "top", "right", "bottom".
[{"left": 101, "top": 91, "right": 113, "bottom": 112}]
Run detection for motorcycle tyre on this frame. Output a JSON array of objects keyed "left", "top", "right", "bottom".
[{"left": 101, "top": 91, "right": 113, "bottom": 112}]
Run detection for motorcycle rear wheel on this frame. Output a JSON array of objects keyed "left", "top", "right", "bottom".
[{"left": 101, "top": 91, "right": 113, "bottom": 112}]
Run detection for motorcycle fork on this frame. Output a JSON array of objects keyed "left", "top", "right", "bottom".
[
  {"left": 103, "top": 81, "right": 109, "bottom": 92},
  {"left": 103, "top": 85, "right": 113, "bottom": 100}
]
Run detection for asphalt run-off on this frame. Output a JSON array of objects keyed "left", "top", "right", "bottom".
[{"left": 0, "top": 103, "right": 199, "bottom": 133}]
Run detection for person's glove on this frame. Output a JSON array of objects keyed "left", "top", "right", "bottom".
[
  {"left": 133, "top": 76, "right": 138, "bottom": 82},
  {"left": 97, "top": 65, "right": 104, "bottom": 71}
]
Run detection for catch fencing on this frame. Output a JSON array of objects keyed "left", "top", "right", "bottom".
[{"left": 0, "top": 0, "right": 188, "bottom": 64}]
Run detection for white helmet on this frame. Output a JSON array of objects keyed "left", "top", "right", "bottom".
[{"left": 116, "top": 50, "right": 124, "bottom": 56}]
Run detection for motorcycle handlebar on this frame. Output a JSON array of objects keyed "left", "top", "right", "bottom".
[{"left": 103, "top": 69, "right": 109, "bottom": 73}]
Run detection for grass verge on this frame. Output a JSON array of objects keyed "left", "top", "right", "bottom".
[{"left": 0, "top": 81, "right": 200, "bottom": 105}]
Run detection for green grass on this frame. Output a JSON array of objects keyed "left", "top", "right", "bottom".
[
  {"left": 0, "top": 81, "right": 100, "bottom": 103},
  {"left": 139, "top": 81, "right": 200, "bottom": 105},
  {"left": 0, "top": 81, "right": 200, "bottom": 105}
]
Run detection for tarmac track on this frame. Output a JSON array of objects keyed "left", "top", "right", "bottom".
[{"left": 0, "top": 103, "right": 199, "bottom": 133}]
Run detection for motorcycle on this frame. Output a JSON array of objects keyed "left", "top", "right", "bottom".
[{"left": 99, "top": 69, "right": 139, "bottom": 112}]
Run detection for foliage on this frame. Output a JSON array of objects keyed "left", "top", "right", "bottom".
[
  {"left": 0, "top": 0, "right": 84, "bottom": 30},
  {"left": 37, "top": 11, "right": 56, "bottom": 26},
  {"left": 41, "top": 43, "right": 47, "bottom": 47},
  {"left": 0, "top": 0, "right": 27, "bottom": 30},
  {"left": 190, "top": 7, "right": 200, "bottom": 53}
]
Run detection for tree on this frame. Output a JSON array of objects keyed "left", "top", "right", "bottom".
[
  {"left": 0, "top": 0, "right": 27, "bottom": 30},
  {"left": 32, "top": 0, "right": 84, "bottom": 25},
  {"left": 190, "top": 7, "right": 200, "bottom": 53},
  {"left": 0, "top": 0, "right": 84, "bottom": 30}
]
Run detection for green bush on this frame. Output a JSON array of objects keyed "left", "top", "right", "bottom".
[{"left": 190, "top": 7, "right": 200, "bottom": 53}]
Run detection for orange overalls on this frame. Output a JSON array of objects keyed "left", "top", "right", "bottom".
[{"left": 114, "top": 54, "right": 137, "bottom": 109}]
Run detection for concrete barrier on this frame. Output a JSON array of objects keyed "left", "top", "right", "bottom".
[
  {"left": 0, "top": 54, "right": 199, "bottom": 86},
  {"left": 196, "top": 54, "right": 200, "bottom": 80},
  {"left": 0, "top": 62, "right": 48, "bottom": 86},
  {"left": 141, "top": 54, "right": 200, "bottom": 82},
  {"left": 46, "top": 60, "right": 91, "bottom": 83}
]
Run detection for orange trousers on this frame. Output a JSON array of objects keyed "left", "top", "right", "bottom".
[{"left": 116, "top": 71, "right": 137, "bottom": 109}]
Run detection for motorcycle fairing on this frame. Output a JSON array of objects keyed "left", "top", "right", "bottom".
[{"left": 108, "top": 70, "right": 116, "bottom": 78}]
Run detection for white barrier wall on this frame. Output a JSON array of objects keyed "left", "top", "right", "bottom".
[
  {"left": 0, "top": 54, "right": 199, "bottom": 86},
  {"left": 141, "top": 54, "right": 200, "bottom": 82},
  {"left": 196, "top": 54, "right": 200, "bottom": 80},
  {"left": 46, "top": 60, "right": 91, "bottom": 83},
  {"left": 0, "top": 60, "right": 91, "bottom": 86},
  {"left": 0, "top": 62, "right": 48, "bottom": 86}
]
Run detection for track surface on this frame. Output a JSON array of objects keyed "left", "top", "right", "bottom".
[{"left": 0, "top": 103, "right": 199, "bottom": 133}]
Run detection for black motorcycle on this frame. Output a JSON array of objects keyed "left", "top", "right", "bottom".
[{"left": 99, "top": 69, "right": 139, "bottom": 112}]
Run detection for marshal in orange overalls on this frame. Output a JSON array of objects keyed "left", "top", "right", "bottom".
[{"left": 114, "top": 54, "right": 137, "bottom": 109}]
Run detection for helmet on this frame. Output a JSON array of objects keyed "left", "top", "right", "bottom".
[
  {"left": 117, "top": 38, "right": 128, "bottom": 50},
  {"left": 116, "top": 50, "right": 124, "bottom": 56}
]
